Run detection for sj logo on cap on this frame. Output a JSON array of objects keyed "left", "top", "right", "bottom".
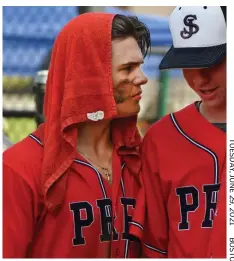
[{"left": 180, "top": 15, "right": 199, "bottom": 39}]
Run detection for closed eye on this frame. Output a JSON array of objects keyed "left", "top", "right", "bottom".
[
  {"left": 123, "top": 66, "right": 133, "bottom": 72},
  {"left": 120, "top": 61, "right": 144, "bottom": 73}
]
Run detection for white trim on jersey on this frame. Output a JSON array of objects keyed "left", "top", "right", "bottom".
[
  {"left": 74, "top": 159, "right": 108, "bottom": 199},
  {"left": 128, "top": 221, "right": 144, "bottom": 231},
  {"left": 170, "top": 113, "right": 219, "bottom": 202},
  {"left": 29, "top": 134, "right": 43, "bottom": 146},
  {"left": 143, "top": 243, "right": 167, "bottom": 255}
]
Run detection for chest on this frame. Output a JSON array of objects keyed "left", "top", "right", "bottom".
[
  {"left": 157, "top": 126, "right": 226, "bottom": 231},
  {"left": 30, "top": 160, "right": 140, "bottom": 257}
]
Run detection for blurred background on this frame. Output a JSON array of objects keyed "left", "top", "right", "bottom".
[{"left": 3, "top": 6, "right": 199, "bottom": 150}]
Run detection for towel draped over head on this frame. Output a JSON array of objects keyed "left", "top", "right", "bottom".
[{"left": 33, "top": 13, "right": 142, "bottom": 212}]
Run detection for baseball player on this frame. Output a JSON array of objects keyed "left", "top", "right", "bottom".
[
  {"left": 3, "top": 13, "right": 150, "bottom": 257},
  {"left": 130, "top": 6, "right": 226, "bottom": 258}
]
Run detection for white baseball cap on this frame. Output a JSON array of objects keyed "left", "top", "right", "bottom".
[{"left": 159, "top": 6, "right": 226, "bottom": 70}]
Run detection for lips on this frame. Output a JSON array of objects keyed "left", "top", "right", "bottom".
[
  {"left": 132, "top": 91, "right": 142, "bottom": 101},
  {"left": 132, "top": 90, "right": 142, "bottom": 98},
  {"left": 200, "top": 87, "right": 218, "bottom": 94},
  {"left": 198, "top": 87, "right": 218, "bottom": 100}
]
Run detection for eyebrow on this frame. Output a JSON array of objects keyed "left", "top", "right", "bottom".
[{"left": 120, "top": 61, "right": 144, "bottom": 67}]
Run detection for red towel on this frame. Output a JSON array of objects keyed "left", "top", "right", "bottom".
[{"left": 35, "top": 13, "right": 142, "bottom": 212}]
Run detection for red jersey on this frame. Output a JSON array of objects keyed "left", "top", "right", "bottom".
[
  {"left": 130, "top": 103, "right": 226, "bottom": 258},
  {"left": 3, "top": 130, "right": 141, "bottom": 258}
]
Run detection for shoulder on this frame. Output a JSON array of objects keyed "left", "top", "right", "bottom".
[
  {"left": 3, "top": 134, "right": 44, "bottom": 191},
  {"left": 142, "top": 103, "right": 196, "bottom": 148},
  {"left": 146, "top": 103, "right": 196, "bottom": 137}
]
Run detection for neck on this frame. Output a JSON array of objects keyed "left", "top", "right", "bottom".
[
  {"left": 77, "top": 120, "right": 112, "bottom": 156},
  {"left": 200, "top": 102, "right": 226, "bottom": 123}
]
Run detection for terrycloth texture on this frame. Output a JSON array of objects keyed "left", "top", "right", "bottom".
[{"left": 37, "top": 13, "right": 142, "bottom": 212}]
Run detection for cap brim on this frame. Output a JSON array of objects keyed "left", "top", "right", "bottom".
[{"left": 159, "top": 44, "right": 226, "bottom": 70}]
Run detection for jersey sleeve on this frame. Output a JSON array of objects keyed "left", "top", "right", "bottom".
[
  {"left": 3, "top": 163, "right": 35, "bottom": 257},
  {"left": 140, "top": 131, "right": 169, "bottom": 258}
]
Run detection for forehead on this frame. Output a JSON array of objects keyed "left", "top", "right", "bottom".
[{"left": 112, "top": 37, "right": 143, "bottom": 64}]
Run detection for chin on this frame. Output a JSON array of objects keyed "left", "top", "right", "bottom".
[
  {"left": 116, "top": 103, "right": 140, "bottom": 118},
  {"left": 116, "top": 109, "right": 139, "bottom": 118},
  {"left": 127, "top": 105, "right": 140, "bottom": 116},
  {"left": 204, "top": 100, "right": 226, "bottom": 109},
  {"left": 119, "top": 112, "right": 138, "bottom": 118}
]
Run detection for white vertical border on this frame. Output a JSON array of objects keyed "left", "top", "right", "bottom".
[{"left": 227, "top": 2, "right": 234, "bottom": 260}]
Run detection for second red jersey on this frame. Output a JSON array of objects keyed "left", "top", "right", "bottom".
[{"left": 130, "top": 103, "right": 226, "bottom": 258}]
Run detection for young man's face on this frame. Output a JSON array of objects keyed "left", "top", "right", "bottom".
[
  {"left": 111, "top": 37, "right": 148, "bottom": 117},
  {"left": 182, "top": 58, "right": 226, "bottom": 110}
]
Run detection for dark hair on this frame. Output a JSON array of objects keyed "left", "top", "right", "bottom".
[{"left": 112, "top": 14, "right": 151, "bottom": 58}]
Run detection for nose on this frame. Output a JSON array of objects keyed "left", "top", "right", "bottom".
[
  {"left": 193, "top": 69, "right": 211, "bottom": 87},
  {"left": 132, "top": 69, "right": 148, "bottom": 86}
]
